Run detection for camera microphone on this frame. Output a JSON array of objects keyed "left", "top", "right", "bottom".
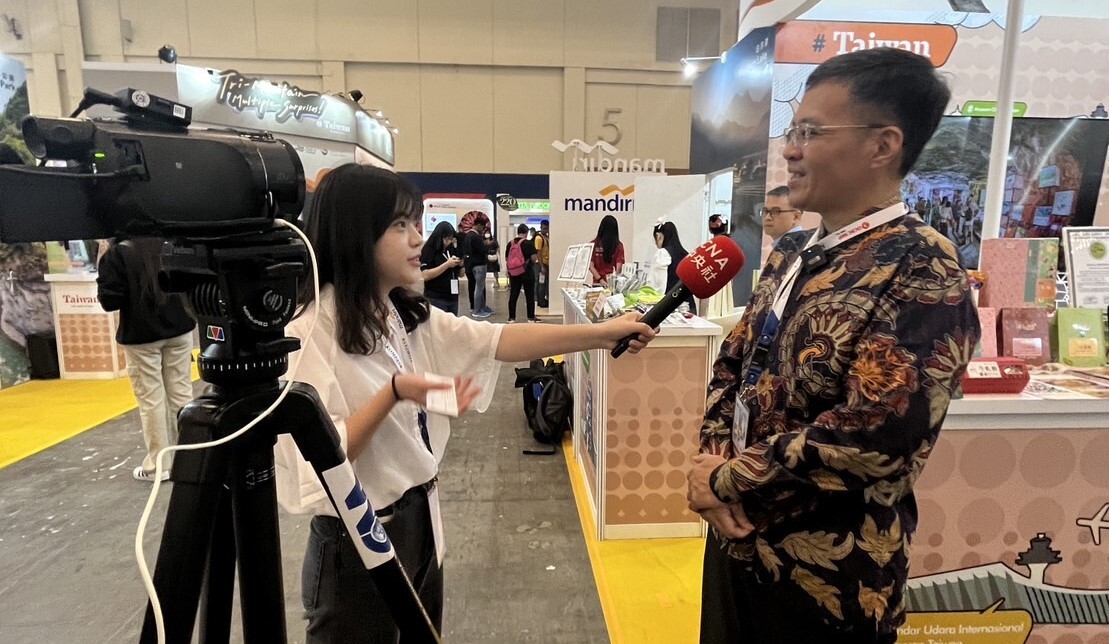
[{"left": 611, "top": 235, "right": 745, "bottom": 358}]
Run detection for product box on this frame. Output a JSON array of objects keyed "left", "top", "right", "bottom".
[
  {"left": 1053, "top": 308, "right": 1107, "bottom": 367},
  {"left": 979, "top": 238, "right": 1059, "bottom": 310},
  {"left": 974, "top": 307, "right": 999, "bottom": 358},
  {"left": 1000, "top": 307, "right": 1052, "bottom": 366},
  {"left": 962, "top": 358, "right": 1030, "bottom": 395}
]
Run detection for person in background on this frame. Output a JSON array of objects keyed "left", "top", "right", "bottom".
[
  {"left": 274, "top": 164, "right": 656, "bottom": 643},
  {"left": 708, "top": 214, "right": 728, "bottom": 237},
  {"left": 96, "top": 238, "right": 196, "bottom": 482},
  {"left": 652, "top": 221, "right": 696, "bottom": 312},
  {"left": 761, "top": 185, "right": 805, "bottom": 246},
  {"left": 461, "top": 218, "right": 493, "bottom": 318},
  {"left": 504, "top": 223, "right": 539, "bottom": 323},
  {"left": 420, "top": 221, "right": 463, "bottom": 315},
  {"left": 533, "top": 220, "right": 550, "bottom": 308},
  {"left": 688, "top": 48, "right": 979, "bottom": 643},
  {"left": 485, "top": 229, "right": 503, "bottom": 292},
  {"left": 589, "top": 214, "right": 625, "bottom": 286}
]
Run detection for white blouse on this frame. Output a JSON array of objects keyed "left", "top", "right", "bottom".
[
  {"left": 274, "top": 286, "right": 502, "bottom": 517},
  {"left": 651, "top": 248, "right": 672, "bottom": 292}
]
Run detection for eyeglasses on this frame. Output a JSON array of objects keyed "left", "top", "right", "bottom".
[
  {"left": 783, "top": 123, "right": 889, "bottom": 147},
  {"left": 761, "top": 207, "right": 801, "bottom": 219}
]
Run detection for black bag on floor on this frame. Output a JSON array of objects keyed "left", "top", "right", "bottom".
[
  {"left": 27, "top": 332, "right": 60, "bottom": 379},
  {"left": 514, "top": 358, "right": 573, "bottom": 455}
]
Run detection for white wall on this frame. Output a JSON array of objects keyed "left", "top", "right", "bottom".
[{"left": 3, "top": 0, "right": 740, "bottom": 173}]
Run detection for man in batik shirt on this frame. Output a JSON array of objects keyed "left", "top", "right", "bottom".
[{"left": 687, "top": 48, "right": 980, "bottom": 643}]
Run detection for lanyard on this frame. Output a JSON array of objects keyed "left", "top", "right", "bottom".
[
  {"left": 382, "top": 304, "right": 432, "bottom": 453},
  {"left": 741, "top": 203, "right": 908, "bottom": 392}
]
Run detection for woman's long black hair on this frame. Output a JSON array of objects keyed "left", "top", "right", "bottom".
[
  {"left": 653, "top": 221, "right": 688, "bottom": 261},
  {"left": 298, "top": 164, "right": 429, "bottom": 355},
  {"left": 127, "top": 237, "right": 169, "bottom": 308},
  {"left": 422, "top": 221, "right": 457, "bottom": 260},
  {"left": 593, "top": 215, "right": 620, "bottom": 264}
]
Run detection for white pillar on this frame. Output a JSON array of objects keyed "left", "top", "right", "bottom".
[{"left": 979, "top": 0, "right": 1026, "bottom": 264}]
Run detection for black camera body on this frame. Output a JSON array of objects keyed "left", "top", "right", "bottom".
[
  {"left": 0, "top": 115, "right": 304, "bottom": 243},
  {"left": 1, "top": 88, "right": 310, "bottom": 384}
]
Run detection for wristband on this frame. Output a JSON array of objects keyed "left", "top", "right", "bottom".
[{"left": 391, "top": 373, "right": 402, "bottom": 401}]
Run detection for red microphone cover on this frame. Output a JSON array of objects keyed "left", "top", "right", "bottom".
[{"left": 675, "top": 236, "right": 746, "bottom": 298}]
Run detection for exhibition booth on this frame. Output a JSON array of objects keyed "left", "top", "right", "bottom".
[{"left": 536, "top": 1, "right": 1109, "bottom": 640}]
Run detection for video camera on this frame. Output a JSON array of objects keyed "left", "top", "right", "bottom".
[{"left": 0, "top": 87, "right": 309, "bottom": 384}]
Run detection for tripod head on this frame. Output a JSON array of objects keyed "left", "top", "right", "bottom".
[{"left": 161, "top": 224, "right": 306, "bottom": 388}]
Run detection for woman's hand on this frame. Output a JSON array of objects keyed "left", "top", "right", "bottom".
[
  {"left": 596, "top": 313, "right": 657, "bottom": 354},
  {"left": 447, "top": 256, "right": 463, "bottom": 268},
  {"left": 393, "top": 374, "right": 483, "bottom": 414}
]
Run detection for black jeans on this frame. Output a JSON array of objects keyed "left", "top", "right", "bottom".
[
  {"left": 464, "top": 266, "right": 477, "bottom": 309},
  {"left": 302, "top": 485, "right": 443, "bottom": 643},
  {"left": 508, "top": 274, "right": 535, "bottom": 320},
  {"left": 700, "top": 530, "right": 895, "bottom": 644},
  {"left": 535, "top": 264, "right": 549, "bottom": 307},
  {"left": 426, "top": 295, "right": 458, "bottom": 315}
]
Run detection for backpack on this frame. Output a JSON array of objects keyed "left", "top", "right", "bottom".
[
  {"left": 514, "top": 359, "right": 573, "bottom": 455},
  {"left": 506, "top": 240, "right": 527, "bottom": 277}
]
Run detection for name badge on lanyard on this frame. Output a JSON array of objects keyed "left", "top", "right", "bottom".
[
  {"left": 447, "top": 253, "right": 460, "bottom": 294},
  {"left": 382, "top": 306, "right": 432, "bottom": 453}
]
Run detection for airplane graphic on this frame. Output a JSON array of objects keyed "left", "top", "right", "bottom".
[{"left": 1077, "top": 503, "right": 1109, "bottom": 546}]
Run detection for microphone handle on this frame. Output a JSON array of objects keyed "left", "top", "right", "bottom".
[{"left": 610, "top": 283, "right": 692, "bottom": 358}]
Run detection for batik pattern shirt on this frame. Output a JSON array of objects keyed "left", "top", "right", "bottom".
[{"left": 700, "top": 216, "right": 980, "bottom": 635}]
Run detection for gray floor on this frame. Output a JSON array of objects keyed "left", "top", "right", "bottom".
[{"left": 0, "top": 284, "right": 608, "bottom": 643}]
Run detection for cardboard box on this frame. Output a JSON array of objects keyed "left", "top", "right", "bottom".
[
  {"left": 1053, "top": 308, "right": 1107, "bottom": 367},
  {"left": 975, "top": 307, "right": 998, "bottom": 358},
  {"left": 979, "top": 238, "right": 1058, "bottom": 310},
  {"left": 1000, "top": 307, "right": 1052, "bottom": 366}
]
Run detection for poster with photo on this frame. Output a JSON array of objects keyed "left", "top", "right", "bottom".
[
  {"left": 1033, "top": 207, "right": 1052, "bottom": 226},
  {"left": 1038, "top": 165, "right": 1060, "bottom": 188},
  {"left": 1052, "top": 190, "right": 1076, "bottom": 216}
]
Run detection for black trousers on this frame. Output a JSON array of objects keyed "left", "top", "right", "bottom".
[
  {"left": 426, "top": 295, "right": 458, "bottom": 315},
  {"left": 700, "top": 530, "right": 895, "bottom": 644},
  {"left": 464, "top": 266, "right": 477, "bottom": 309},
  {"left": 302, "top": 485, "right": 443, "bottom": 644},
  {"left": 508, "top": 274, "right": 535, "bottom": 320}
]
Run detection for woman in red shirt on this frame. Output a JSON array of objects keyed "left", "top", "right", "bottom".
[{"left": 589, "top": 215, "right": 625, "bottom": 285}]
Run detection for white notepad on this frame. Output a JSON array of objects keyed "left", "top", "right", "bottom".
[{"left": 423, "top": 373, "right": 459, "bottom": 417}]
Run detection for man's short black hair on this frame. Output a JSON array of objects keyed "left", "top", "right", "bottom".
[
  {"left": 766, "top": 185, "right": 790, "bottom": 198},
  {"left": 805, "top": 48, "right": 950, "bottom": 176}
]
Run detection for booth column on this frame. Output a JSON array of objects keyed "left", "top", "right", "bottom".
[{"left": 980, "top": 0, "right": 1027, "bottom": 253}]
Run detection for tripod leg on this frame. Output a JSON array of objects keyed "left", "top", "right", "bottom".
[
  {"left": 199, "top": 486, "right": 235, "bottom": 643},
  {"left": 231, "top": 441, "right": 287, "bottom": 643},
  {"left": 141, "top": 398, "right": 233, "bottom": 644}
]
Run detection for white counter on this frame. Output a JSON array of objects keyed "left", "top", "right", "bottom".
[{"left": 562, "top": 289, "right": 722, "bottom": 540}]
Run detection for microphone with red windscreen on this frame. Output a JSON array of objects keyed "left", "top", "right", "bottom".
[{"left": 610, "top": 235, "right": 745, "bottom": 358}]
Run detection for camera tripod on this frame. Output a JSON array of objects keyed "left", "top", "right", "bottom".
[{"left": 138, "top": 228, "right": 440, "bottom": 643}]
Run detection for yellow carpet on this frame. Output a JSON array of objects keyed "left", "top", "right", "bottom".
[
  {"left": 563, "top": 438, "right": 706, "bottom": 644},
  {"left": 0, "top": 354, "right": 199, "bottom": 470},
  {"left": 0, "top": 377, "right": 141, "bottom": 470}
]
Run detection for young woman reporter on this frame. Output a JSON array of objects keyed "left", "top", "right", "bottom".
[{"left": 274, "top": 164, "right": 655, "bottom": 643}]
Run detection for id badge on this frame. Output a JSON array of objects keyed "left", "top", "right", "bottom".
[
  {"left": 428, "top": 485, "right": 446, "bottom": 566},
  {"left": 732, "top": 394, "right": 750, "bottom": 449},
  {"left": 539, "top": 271, "right": 546, "bottom": 284},
  {"left": 450, "top": 278, "right": 459, "bottom": 295}
]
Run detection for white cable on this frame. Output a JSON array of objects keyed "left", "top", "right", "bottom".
[{"left": 134, "top": 218, "right": 320, "bottom": 644}]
